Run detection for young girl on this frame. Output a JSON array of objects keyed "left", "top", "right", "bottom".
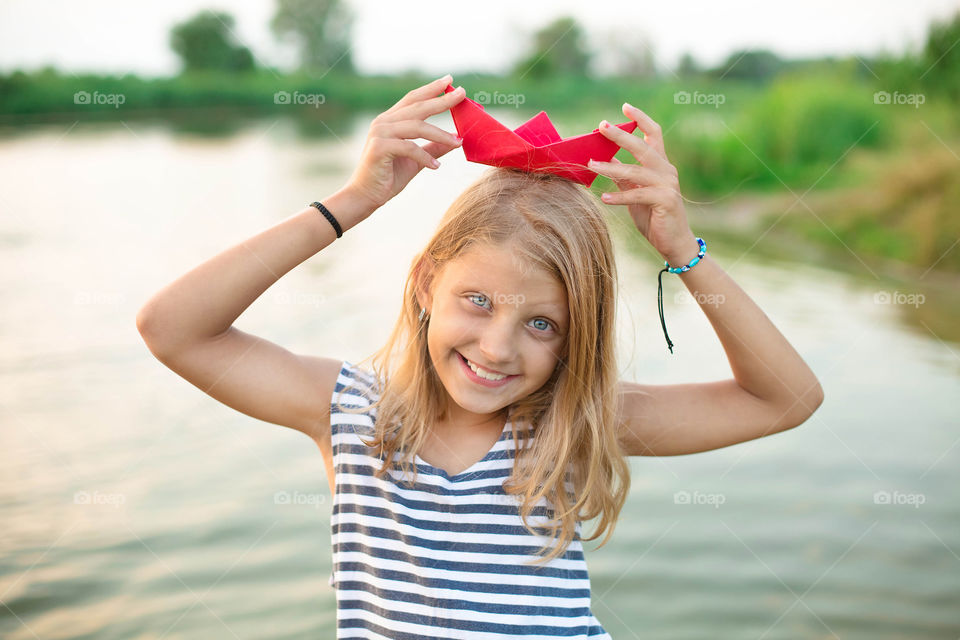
[{"left": 136, "top": 74, "right": 824, "bottom": 638}]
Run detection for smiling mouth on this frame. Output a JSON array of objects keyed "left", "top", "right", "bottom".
[{"left": 457, "top": 352, "right": 516, "bottom": 381}]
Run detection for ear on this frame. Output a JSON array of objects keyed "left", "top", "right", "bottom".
[{"left": 412, "top": 254, "right": 436, "bottom": 312}]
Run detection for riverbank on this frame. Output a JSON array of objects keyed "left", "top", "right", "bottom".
[{"left": 673, "top": 183, "right": 960, "bottom": 344}]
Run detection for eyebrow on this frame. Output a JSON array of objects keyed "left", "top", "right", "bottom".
[{"left": 530, "top": 301, "right": 566, "bottom": 313}]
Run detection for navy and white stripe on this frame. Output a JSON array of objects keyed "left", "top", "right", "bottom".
[{"left": 328, "top": 360, "right": 612, "bottom": 639}]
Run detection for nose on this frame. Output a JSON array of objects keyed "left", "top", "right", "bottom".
[{"left": 477, "top": 316, "right": 517, "bottom": 367}]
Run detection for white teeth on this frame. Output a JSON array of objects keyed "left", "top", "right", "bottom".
[{"left": 465, "top": 357, "right": 507, "bottom": 381}]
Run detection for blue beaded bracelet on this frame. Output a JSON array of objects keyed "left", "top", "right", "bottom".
[
  {"left": 664, "top": 237, "right": 706, "bottom": 273},
  {"left": 657, "top": 237, "right": 707, "bottom": 354}
]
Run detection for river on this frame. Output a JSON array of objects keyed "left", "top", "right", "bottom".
[{"left": 1, "top": 113, "right": 957, "bottom": 639}]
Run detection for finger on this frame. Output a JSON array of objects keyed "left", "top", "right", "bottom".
[
  {"left": 379, "top": 138, "right": 442, "bottom": 170},
  {"left": 607, "top": 158, "right": 635, "bottom": 191},
  {"left": 388, "top": 74, "right": 454, "bottom": 113},
  {"left": 600, "top": 185, "right": 673, "bottom": 206},
  {"left": 375, "top": 119, "right": 462, "bottom": 148},
  {"left": 622, "top": 103, "right": 667, "bottom": 158},
  {"left": 390, "top": 85, "right": 465, "bottom": 123},
  {"left": 598, "top": 120, "right": 672, "bottom": 172},
  {"left": 588, "top": 158, "right": 665, "bottom": 188},
  {"left": 422, "top": 139, "right": 460, "bottom": 160}
]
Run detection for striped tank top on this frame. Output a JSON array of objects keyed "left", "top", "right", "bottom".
[{"left": 327, "top": 360, "right": 612, "bottom": 639}]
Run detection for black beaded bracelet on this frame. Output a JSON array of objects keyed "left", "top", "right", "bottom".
[{"left": 309, "top": 201, "right": 343, "bottom": 238}]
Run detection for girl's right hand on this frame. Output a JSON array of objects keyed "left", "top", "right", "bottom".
[{"left": 344, "top": 75, "right": 466, "bottom": 211}]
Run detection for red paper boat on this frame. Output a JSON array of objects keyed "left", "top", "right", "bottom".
[{"left": 443, "top": 84, "right": 637, "bottom": 187}]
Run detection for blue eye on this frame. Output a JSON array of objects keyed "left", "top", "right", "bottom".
[
  {"left": 532, "top": 318, "right": 551, "bottom": 331},
  {"left": 468, "top": 294, "right": 490, "bottom": 309},
  {"left": 467, "top": 294, "right": 555, "bottom": 333}
]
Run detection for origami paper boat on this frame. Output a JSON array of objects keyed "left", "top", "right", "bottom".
[{"left": 443, "top": 84, "right": 638, "bottom": 187}]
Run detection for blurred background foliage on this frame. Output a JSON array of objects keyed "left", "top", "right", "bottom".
[{"left": 1, "top": 1, "right": 958, "bottom": 273}]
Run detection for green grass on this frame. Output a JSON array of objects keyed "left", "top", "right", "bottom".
[{"left": 753, "top": 135, "right": 960, "bottom": 273}]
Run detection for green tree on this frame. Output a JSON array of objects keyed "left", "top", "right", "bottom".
[
  {"left": 709, "top": 49, "right": 784, "bottom": 82},
  {"left": 676, "top": 52, "right": 700, "bottom": 77},
  {"left": 920, "top": 9, "right": 960, "bottom": 102},
  {"left": 271, "top": 0, "right": 354, "bottom": 75},
  {"left": 600, "top": 27, "right": 657, "bottom": 78},
  {"left": 169, "top": 11, "right": 255, "bottom": 74},
  {"left": 512, "top": 16, "right": 591, "bottom": 79}
]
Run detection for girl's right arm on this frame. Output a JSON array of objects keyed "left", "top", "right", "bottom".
[{"left": 135, "top": 76, "right": 466, "bottom": 454}]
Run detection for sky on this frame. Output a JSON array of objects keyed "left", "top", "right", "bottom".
[{"left": 1, "top": 0, "right": 958, "bottom": 77}]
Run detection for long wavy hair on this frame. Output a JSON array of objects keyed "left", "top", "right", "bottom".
[{"left": 335, "top": 166, "right": 631, "bottom": 567}]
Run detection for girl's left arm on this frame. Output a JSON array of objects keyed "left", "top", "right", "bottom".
[{"left": 590, "top": 104, "right": 824, "bottom": 457}]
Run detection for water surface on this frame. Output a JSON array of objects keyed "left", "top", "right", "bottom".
[{"left": 1, "top": 114, "right": 957, "bottom": 639}]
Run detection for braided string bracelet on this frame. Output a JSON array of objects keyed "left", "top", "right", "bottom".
[
  {"left": 657, "top": 237, "right": 706, "bottom": 354},
  {"left": 309, "top": 201, "right": 343, "bottom": 238}
]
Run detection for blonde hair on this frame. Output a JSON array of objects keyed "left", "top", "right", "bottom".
[{"left": 336, "top": 166, "right": 631, "bottom": 567}]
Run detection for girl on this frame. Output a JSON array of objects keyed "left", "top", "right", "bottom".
[{"left": 136, "top": 74, "right": 824, "bottom": 638}]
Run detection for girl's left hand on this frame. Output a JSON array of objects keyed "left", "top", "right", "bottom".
[{"left": 588, "top": 104, "right": 699, "bottom": 266}]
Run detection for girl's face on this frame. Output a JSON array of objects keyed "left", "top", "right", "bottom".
[{"left": 419, "top": 242, "right": 569, "bottom": 429}]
